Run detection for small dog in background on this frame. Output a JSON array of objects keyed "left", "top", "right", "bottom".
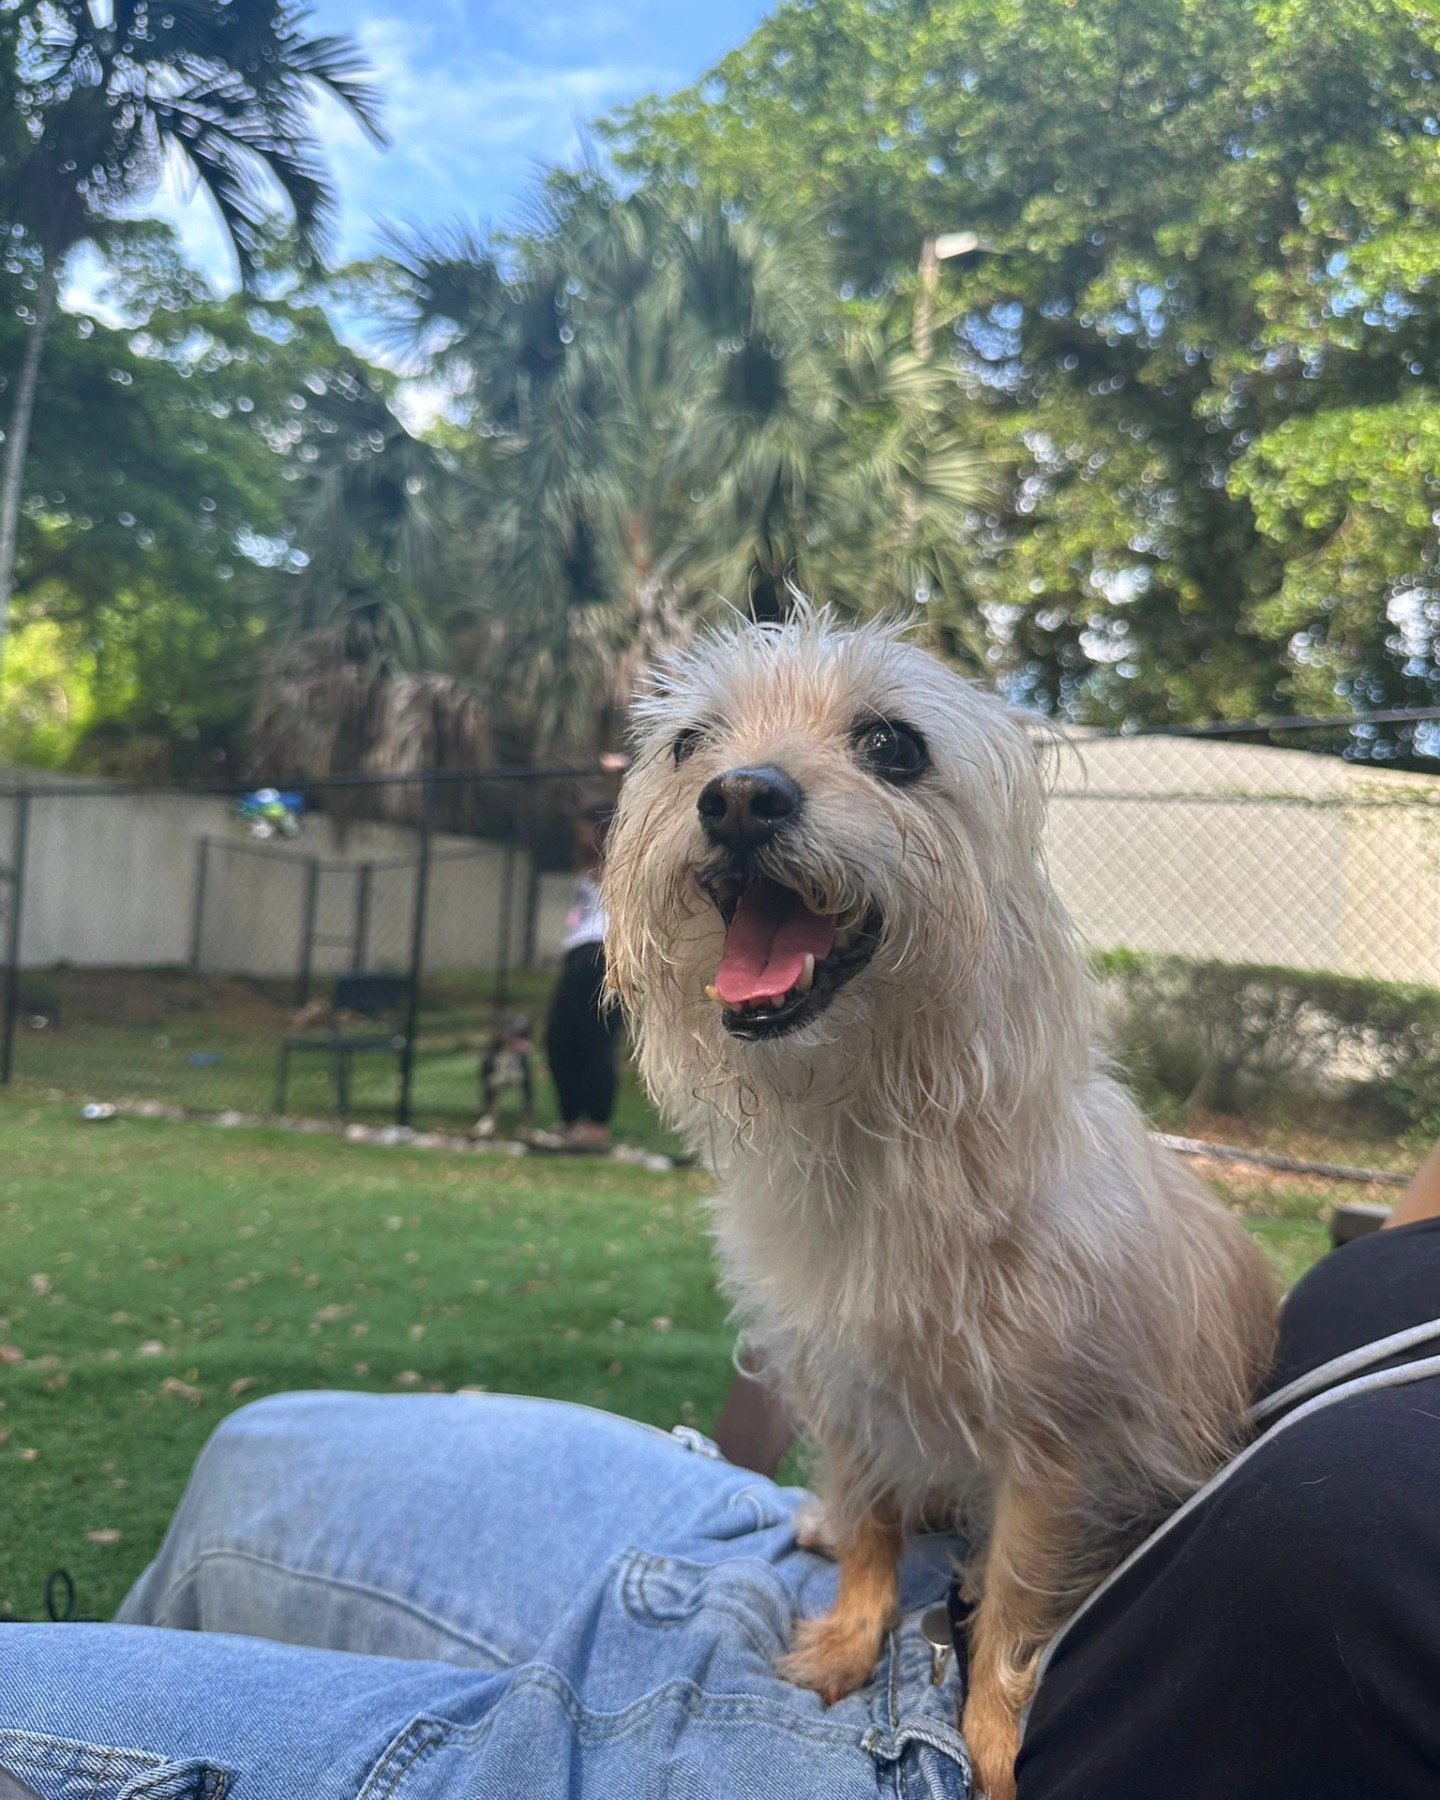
[
  {"left": 475, "top": 1013, "right": 535, "bottom": 1139},
  {"left": 603, "top": 608, "right": 1276, "bottom": 1800}
]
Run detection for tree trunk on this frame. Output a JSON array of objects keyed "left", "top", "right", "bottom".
[{"left": 0, "top": 259, "right": 60, "bottom": 681}]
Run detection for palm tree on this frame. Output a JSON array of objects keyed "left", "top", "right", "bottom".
[
  {"left": 670, "top": 251, "right": 992, "bottom": 657},
  {"left": 378, "top": 177, "right": 990, "bottom": 758},
  {"left": 0, "top": 0, "right": 385, "bottom": 675},
  {"left": 248, "top": 374, "right": 496, "bottom": 823}
]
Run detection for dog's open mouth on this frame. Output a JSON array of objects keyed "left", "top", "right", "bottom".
[{"left": 700, "top": 875, "right": 880, "bottom": 1039}]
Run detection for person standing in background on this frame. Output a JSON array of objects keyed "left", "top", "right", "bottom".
[{"left": 542, "top": 799, "right": 621, "bottom": 1149}]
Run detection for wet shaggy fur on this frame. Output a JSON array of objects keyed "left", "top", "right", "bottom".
[{"left": 603, "top": 609, "right": 1277, "bottom": 1797}]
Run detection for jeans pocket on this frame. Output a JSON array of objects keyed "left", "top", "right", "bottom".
[
  {"left": 622, "top": 1551, "right": 797, "bottom": 1667},
  {"left": 0, "top": 1730, "right": 230, "bottom": 1799}
]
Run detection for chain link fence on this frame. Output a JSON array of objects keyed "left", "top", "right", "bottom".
[
  {"left": 0, "top": 769, "right": 598, "bottom": 1132},
  {"left": 1051, "top": 720, "right": 1440, "bottom": 1173},
  {"left": 2, "top": 726, "right": 1439, "bottom": 1169}
]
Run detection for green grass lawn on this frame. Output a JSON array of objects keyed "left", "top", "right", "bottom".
[
  {"left": 10, "top": 966, "right": 681, "bottom": 1151},
  {"left": 0, "top": 1096, "right": 722, "bottom": 1621},
  {"left": 0, "top": 1093, "right": 1356, "bottom": 1623}
]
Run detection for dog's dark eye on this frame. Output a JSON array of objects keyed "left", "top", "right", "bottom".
[
  {"left": 672, "top": 726, "right": 705, "bottom": 766},
  {"left": 853, "top": 720, "right": 929, "bottom": 783}
]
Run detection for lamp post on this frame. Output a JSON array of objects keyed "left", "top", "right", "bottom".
[
  {"left": 913, "top": 230, "right": 988, "bottom": 361},
  {"left": 903, "top": 229, "right": 992, "bottom": 557}
]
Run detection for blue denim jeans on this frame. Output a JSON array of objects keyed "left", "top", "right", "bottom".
[{"left": 0, "top": 1392, "right": 971, "bottom": 1798}]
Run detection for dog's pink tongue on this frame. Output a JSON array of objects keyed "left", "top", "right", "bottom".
[{"left": 715, "top": 885, "right": 837, "bottom": 1007}]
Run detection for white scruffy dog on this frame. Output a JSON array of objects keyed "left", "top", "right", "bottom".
[{"left": 603, "top": 609, "right": 1276, "bottom": 1799}]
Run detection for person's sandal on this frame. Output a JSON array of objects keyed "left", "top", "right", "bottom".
[{"left": 566, "top": 1122, "right": 611, "bottom": 1151}]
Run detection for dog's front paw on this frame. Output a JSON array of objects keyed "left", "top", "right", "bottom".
[
  {"left": 961, "top": 1691, "right": 1019, "bottom": 1800},
  {"left": 778, "top": 1614, "right": 881, "bottom": 1705},
  {"left": 793, "top": 1501, "right": 840, "bottom": 1557}
]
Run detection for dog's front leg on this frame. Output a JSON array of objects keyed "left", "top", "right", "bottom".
[
  {"left": 962, "top": 1474, "right": 1078, "bottom": 1800},
  {"left": 779, "top": 1481, "right": 901, "bottom": 1705}
]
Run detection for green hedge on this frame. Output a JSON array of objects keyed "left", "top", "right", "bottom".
[{"left": 1095, "top": 949, "right": 1440, "bottom": 1136}]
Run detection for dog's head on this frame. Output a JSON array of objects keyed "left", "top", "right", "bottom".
[{"left": 605, "top": 609, "right": 1073, "bottom": 1117}]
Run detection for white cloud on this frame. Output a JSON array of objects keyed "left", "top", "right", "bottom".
[
  {"left": 60, "top": 7, "right": 685, "bottom": 333},
  {"left": 393, "top": 372, "right": 466, "bottom": 433},
  {"left": 314, "top": 11, "right": 676, "bottom": 240},
  {"left": 60, "top": 246, "right": 125, "bottom": 326}
]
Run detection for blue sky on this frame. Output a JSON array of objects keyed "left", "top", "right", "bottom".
[{"left": 137, "top": 0, "right": 769, "bottom": 290}]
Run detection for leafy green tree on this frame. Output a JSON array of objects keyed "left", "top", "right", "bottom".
[
  {"left": 0, "top": 226, "right": 399, "bottom": 776},
  {"left": 246, "top": 394, "right": 494, "bottom": 812},
  {"left": 0, "top": 0, "right": 383, "bottom": 674},
  {"left": 614, "top": 0, "right": 1440, "bottom": 731}
]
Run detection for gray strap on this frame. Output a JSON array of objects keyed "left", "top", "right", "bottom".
[
  {"left": 1251, "top": 1314, "right": 1440, "bottom": 1424},
  {"left": 1022, "top": 1346, "right": 1440, "bottom": 1737}
]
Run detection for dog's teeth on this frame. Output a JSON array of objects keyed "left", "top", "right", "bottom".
[
  {"left": 797, "top": 953, "right": 815, "bottom": 994},
  {"left": 704, "top": 984, "right": 721, "bottom": 1004}
]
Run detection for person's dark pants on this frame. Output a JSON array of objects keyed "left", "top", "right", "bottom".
[{"left": 545, "top": 941, "right": 620, "bottom": 1126}]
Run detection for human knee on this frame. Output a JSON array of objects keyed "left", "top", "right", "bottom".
[{"left": 171, "top": 1391, "right": 365, "bottom": 1532}]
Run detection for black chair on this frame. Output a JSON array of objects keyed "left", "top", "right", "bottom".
[{"left": 274, "top": 971, "right": 411, "bottom": 1116}]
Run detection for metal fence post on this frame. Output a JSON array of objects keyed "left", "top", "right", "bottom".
[
  {"left": 188, "top": 837, "right": 210, "bottom": 971},
  {"left": 396, "top": 805, "right": 432, "bottom": 1127},
  {"left": 522, "top": 855, "right": 540, "bottom": 971},
  {"left": 353, "top": 863, "right": 373, "bottom": 971},
  {"left": 1, "top": 791, "right": 32, "bottom": 1086},
  {"left": 495, "top": 841, "right": 516, "bottom": 1015},
  {"left": 296, "top": 856, "right": 320, "bottom": 1008}
]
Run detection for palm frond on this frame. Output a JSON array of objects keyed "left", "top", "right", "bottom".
[
  {"left": 11, "top": 0, "right": 381, "bottom": 278},
  {"left": 252, "top": 176, "right": 995, "bottom": 763}
]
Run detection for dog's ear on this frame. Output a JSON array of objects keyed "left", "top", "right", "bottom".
[
  {"left": 601, "top": 930, "right": 638, "bottom": 1014},
  {"left": 599, "top": 835, "right": 639, "bottom": 1015}
]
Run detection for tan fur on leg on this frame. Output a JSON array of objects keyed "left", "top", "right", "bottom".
[
  {"left": 780, "top": 1504, "right": 901, "bottom": 1704},
  {"left": 963, "top": 1476, "right": 1081, "bottom": 1800}
]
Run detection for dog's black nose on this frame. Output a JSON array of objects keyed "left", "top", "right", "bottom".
[{"left": 697, "top": 765, "right": 803, "bottom": 849}]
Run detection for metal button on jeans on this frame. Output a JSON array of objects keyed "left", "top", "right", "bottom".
[{"left": 921, "top": 1602, "right": 954, "bottom": 1685}]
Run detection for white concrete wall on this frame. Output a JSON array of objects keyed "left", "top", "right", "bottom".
[
  {"left": 1046, "top": 737, "right": 1440, "bottom": 984},
  {"left": 424, "top": 841, "right": 530, "bottom": 975},
  {"left": 6, "top": 785, "right": 223, "bottom": 969},
  {"left": 7, "top": 742, "right": 1440, "bottom": 986},
  {"left": 195, "top": 827, "right": 530, "bottom": 980},
  {"left": 1338, "top": 780, "right": 1440, "bottom": 986},
  {"left": 0, "top": 772, "right": 533, "bottom": 977}
]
